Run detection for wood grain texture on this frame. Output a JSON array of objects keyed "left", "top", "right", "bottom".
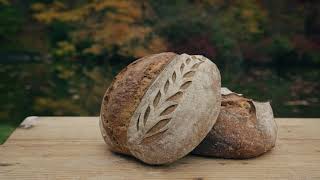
[{"left": 0, "top": 117, "right": 319, "bottom": 179}]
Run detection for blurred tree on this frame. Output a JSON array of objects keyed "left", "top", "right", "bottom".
[
  {"left": 31, "top": 0, "right": 167, "bottom": 59},
  {"left": 32, "top": 62, "right": 114, "bottom": 116},
  {"left": 0, "top": 0, "right": 9, "bottom": 5},
  {"left": 0, "top": 0, "right": 24, "bottom": 49},
  {"left": 149, "top": 0, "right": 267, "bottom": 69}
]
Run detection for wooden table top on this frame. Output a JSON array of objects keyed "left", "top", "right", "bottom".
[{"left": 0, "top": 117, "right": 319, "bottom": 179}]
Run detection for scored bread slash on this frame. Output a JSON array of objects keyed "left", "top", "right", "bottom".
[{"left": 100, "top": 53, "right": 221, "bottom": 165}]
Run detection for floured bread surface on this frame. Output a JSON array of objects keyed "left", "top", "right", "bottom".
[
  {"left": 100, "top": 52, "right": 177, "bottom": 155},
  {"left": 193, "top": 88, "right": 278, "bottom": 159},
  {"left": 127, "top": 54, "right": 221, "bottom": 164}
]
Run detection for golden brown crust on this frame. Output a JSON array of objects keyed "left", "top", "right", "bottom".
[
  {"left": 100, "top": 52, "right": 177, "bottom": 154},
  {"left": 126, "top": 54, "right": 221, "bottom": 164},
  {"left": 193, "top": 94, "right": 277, "bottom": 159}
]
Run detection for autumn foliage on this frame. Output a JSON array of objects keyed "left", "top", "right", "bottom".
[{"left": 31, "top": 0, "right": 167, "bottom": 58}]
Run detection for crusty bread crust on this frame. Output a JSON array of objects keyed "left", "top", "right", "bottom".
[
  {"left": 193, "top": 93, "right": 277, "bottom": 159},
  {"left": 100, "top": 52, "right": 177, "bottom": 154},
  {"left": 126, "top": 54, "right": 221, "bottom": 164}
]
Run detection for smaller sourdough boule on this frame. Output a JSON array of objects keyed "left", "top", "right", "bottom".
[
  {"left": 192, "top": 88, "right": 278, "bottom": 159},
  {"left": 100, "top": 53, "right": 221, "bottom": 164}
]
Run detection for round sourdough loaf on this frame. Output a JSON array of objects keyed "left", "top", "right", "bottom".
[
  {"left": 192, "top": 88, "right": 278, "bottom": 159},
  {"left": 100, "top": 53, "right": 221, "bottom": 164}
]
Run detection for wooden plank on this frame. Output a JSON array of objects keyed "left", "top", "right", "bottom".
[{"left": 0, "top": 117, "right": 319, "bottom": 179}]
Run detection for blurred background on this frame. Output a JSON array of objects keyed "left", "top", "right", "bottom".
[{"left": 1, "top": 0, "right": 319, "bottom": 143}]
